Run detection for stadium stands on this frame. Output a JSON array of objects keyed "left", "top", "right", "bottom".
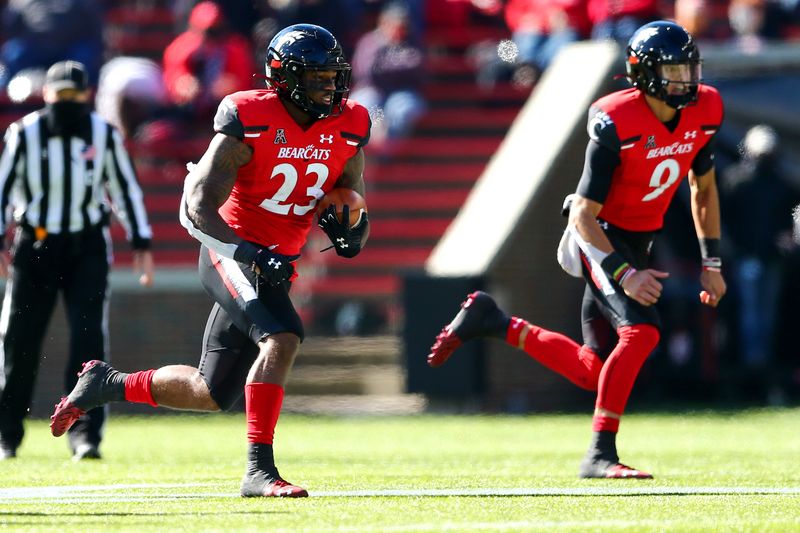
[{"left": 0, "top": 2, "right": 530, "bottom": 335}]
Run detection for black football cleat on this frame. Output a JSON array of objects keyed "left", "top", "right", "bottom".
[
  {"left": 579, "top": 457, "right": 653, "bottom": 479},
  {"left": 427, "top": 291, "right": 510, "bottom": 367},
  {"left": 72, "top": 442, "right": 102, "bottom": 461},
  {"left": 241, "top": 470, "right": 309, "bottom": 498},
  {"left": 0, "top": 442, "right": 16, "bottom": 460},
  {"left": 50, "top": 360, "right": 125, "bottom": 438}
]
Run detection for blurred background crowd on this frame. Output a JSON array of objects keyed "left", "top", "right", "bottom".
[
  {"left": 3, "top": 0, "right": 800, "bottom": 143},
  {"left": 1, "top": 0, "right": 799, "bottom": 409}
]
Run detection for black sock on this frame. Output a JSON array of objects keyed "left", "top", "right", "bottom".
[
  {"left": 488, "top": 316, "right": 511, "bottom": 339},
  {"left": 246, "top": 442, "right": 280, "bottom": 479},
  {"left": 109, "top": 371, "right": 128, "bottom": 402},
  {"left": 586, "top": 430, "right": 619, "bottom": 462}
]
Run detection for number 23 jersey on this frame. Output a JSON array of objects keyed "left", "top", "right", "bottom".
[
  {"left": 214, "top": 90, "right": 370, "bottom": 256},
  {"left": 588, "top": 85, "right": 723, "bottom": 232}
]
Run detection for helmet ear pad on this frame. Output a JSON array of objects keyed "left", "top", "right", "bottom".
[
  {"left": 265, "top": 55, "right": 288, "bottom": 89},
  {"left": 626, "top": 57, "right": 661, "bottom": 98}
]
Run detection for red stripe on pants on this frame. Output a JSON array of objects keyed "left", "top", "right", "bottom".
[{"left": 209, "top": 249, "right": 239, "bottom": 299}]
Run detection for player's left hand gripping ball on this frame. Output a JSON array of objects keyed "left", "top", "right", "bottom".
[{"left": 318, "top": 203, "right": 369, "bottom": 258}]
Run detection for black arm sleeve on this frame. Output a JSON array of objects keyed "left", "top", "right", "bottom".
[
  {"left": 575, "top": 140, "right": 621, "bottom": 204},
  {"left": 213, "top": 97, "right": 245, "bottom": 140},
  {"left": 691, "top": 134, "right": 716, "bottom": 176}
]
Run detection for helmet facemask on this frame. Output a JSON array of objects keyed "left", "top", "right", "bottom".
[
  {"left": 281, "top": 59, "right": 351, "bottom": 119},
  {"left": 655, "top": 62, "right": 701, "bottom": 109}
]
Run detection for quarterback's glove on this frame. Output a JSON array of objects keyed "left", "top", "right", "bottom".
[
  {"left": 318, "top": 204, "right": 369, "bottom": 258},
  {"left": 234, "top": 241, "right": 296, "bottom": 286}
]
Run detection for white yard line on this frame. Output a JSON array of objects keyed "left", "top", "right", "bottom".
[{"left": 1, "top": 484, "right": 800, "bottom": 503}]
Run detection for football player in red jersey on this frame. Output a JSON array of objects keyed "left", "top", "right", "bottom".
[
  {"left": 50, "top": 24, "right": 370, "bottom": 497},
  {"left": 427, "top": 21, "right": 726, "bottom": 479}
]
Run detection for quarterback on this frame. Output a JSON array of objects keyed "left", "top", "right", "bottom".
[{"left": 428, "top": 21, "right": 726, "bottom": 479}]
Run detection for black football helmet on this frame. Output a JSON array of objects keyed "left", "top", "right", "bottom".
[
  {"left": 265, "top": 24, "right": 351, "bottom": 119},
  {"left": 625, "top": 21, "right": 701, "bottom": 109}
]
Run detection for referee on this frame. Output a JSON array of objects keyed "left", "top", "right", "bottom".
[{"left": 0, "top": 61, "right": 154, "bottom": 460}]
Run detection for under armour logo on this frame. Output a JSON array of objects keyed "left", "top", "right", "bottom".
[
  {"left": 684, "top": 130, "right": 697, "bottom": 140},
  {"left": 274, "top": 128, "right": 287, "bottom": 144},
  {"left": 320, "top": 134, "right": 334, "bottom": 144},
  {"left": 267, "top": 258, "right": 282, "bottom": 269},
  {"left": 336, "top": 237, "right": 348, "bottom": 248}
]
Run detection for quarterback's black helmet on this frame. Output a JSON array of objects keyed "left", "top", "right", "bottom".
[
  {"left": 625, "top": 21, "right": 701, "bottom": 109},
  {"left": 265, "top": 24, "right": 351, "bottom": 118}
]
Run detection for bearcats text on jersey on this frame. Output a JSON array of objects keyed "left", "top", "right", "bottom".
[{"left": 276, "top": 146, "right": 332, "bottom": 160}]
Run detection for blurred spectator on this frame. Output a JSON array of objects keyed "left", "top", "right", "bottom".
[
  {"left": 3, "top": 68, "right": 47, "bottom": 104},
  {"left": 674, "top": 0, "right": 733, "bottom": 41},
  {"left": 720, "top": 125, "right": 800, "bottom": 396},
  {"left": 0, "top": 0, "right": 104, "bottom": 88},
  {"left": 172, "top": 0, "right": 264, "bottom": 38},
  {"left": 588, "top": 0, "right": 660, "bottom": 44},
  {"left": 95, "top": 57, "right": 168, "bottom": 140},
  {"left": 350, "top": 2, "right": 426, "bottom": 144},
  {"left": 507, "top": 0, "right": 590, "bottom": 75},
  {"left": 472, "top": 0, "right": 590, "bottom": 88},
  {"left": 163, "top": 1, "right": 255, "bottom": 118},
  {"left": 267, "top": 0, "right": 362, "bottom": 53},
  {"left": 728, "top": 0, "right": 786, "bottom": 52},
  {"left": 674, "top": 0, "right": 711, "bottom": 37}
]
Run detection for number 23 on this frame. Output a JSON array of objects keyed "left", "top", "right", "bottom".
[{"left": 259, "top": 163, "right": 329, "bottom": 215}]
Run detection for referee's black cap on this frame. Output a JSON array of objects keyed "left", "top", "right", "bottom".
[{"left": 45, "top": 60, "right": 89, "bottom": 92}]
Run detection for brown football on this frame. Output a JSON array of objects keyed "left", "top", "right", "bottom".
[{"left": 316, "top": 188, "right": 367, "bottom": 227}]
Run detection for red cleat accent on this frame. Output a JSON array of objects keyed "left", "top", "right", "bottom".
[
  {"left": 604, "top": 463, "right": 653, "bottom": 479},
  {"left": 50, "top": 397, "right": 86, "bottom": 437},
  {"left": 427, "top": 326, "right": 463, "bottom": 367},
  {"left": 252, "top": 479, "right": 309, "bottom": 498},
  {"left": 49, "top": 360, "right": 102, "bottom": 437}
]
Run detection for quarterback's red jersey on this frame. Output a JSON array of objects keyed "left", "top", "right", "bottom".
[
  {"left": 592, "top": 85, "right": 723, "bottom": 231},
  {"left": 215, "top": 90, "right": 370, "bottom": 255}
]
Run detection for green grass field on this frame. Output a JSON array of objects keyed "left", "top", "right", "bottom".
[{"left": 2, "top": 409, "right": 799, "bottom": 531}]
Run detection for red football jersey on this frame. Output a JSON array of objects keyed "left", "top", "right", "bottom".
[
  {"left": 591, "top": 85, "right": 723, "bottom": 231},
  {"left": 215, "top": 90, "right": 370, "bottom": 255}
]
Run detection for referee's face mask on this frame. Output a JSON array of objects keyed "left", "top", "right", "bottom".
[{"left": 44, "top": 89, "right": 90, "bottom": 133}]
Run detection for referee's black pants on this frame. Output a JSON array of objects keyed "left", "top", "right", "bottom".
[{"left": 0, "top": 225, "right": 109, "bottom": 452}]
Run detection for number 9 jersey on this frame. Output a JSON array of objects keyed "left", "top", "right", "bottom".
[
  {"left": 585, "top": 85, "right": 723, "bottom": 232},
  {"left": 214, "top": 90, "right": 371, "bottom": 256}
]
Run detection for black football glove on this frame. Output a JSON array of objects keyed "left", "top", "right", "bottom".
[
  {"left": 234, "top": 241, "right": 297, "bottom": 286},
  {"left": 317, "top": 204, "right": 369, "bottom": 258}
]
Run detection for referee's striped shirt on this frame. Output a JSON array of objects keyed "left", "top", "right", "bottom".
[{"left": 0, "top": 110, "right": 152, "bottom": 248}]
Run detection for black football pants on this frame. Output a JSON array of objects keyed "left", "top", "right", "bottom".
[{"left": 0, "top": 225, "right": 109, "bottom": 452}]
